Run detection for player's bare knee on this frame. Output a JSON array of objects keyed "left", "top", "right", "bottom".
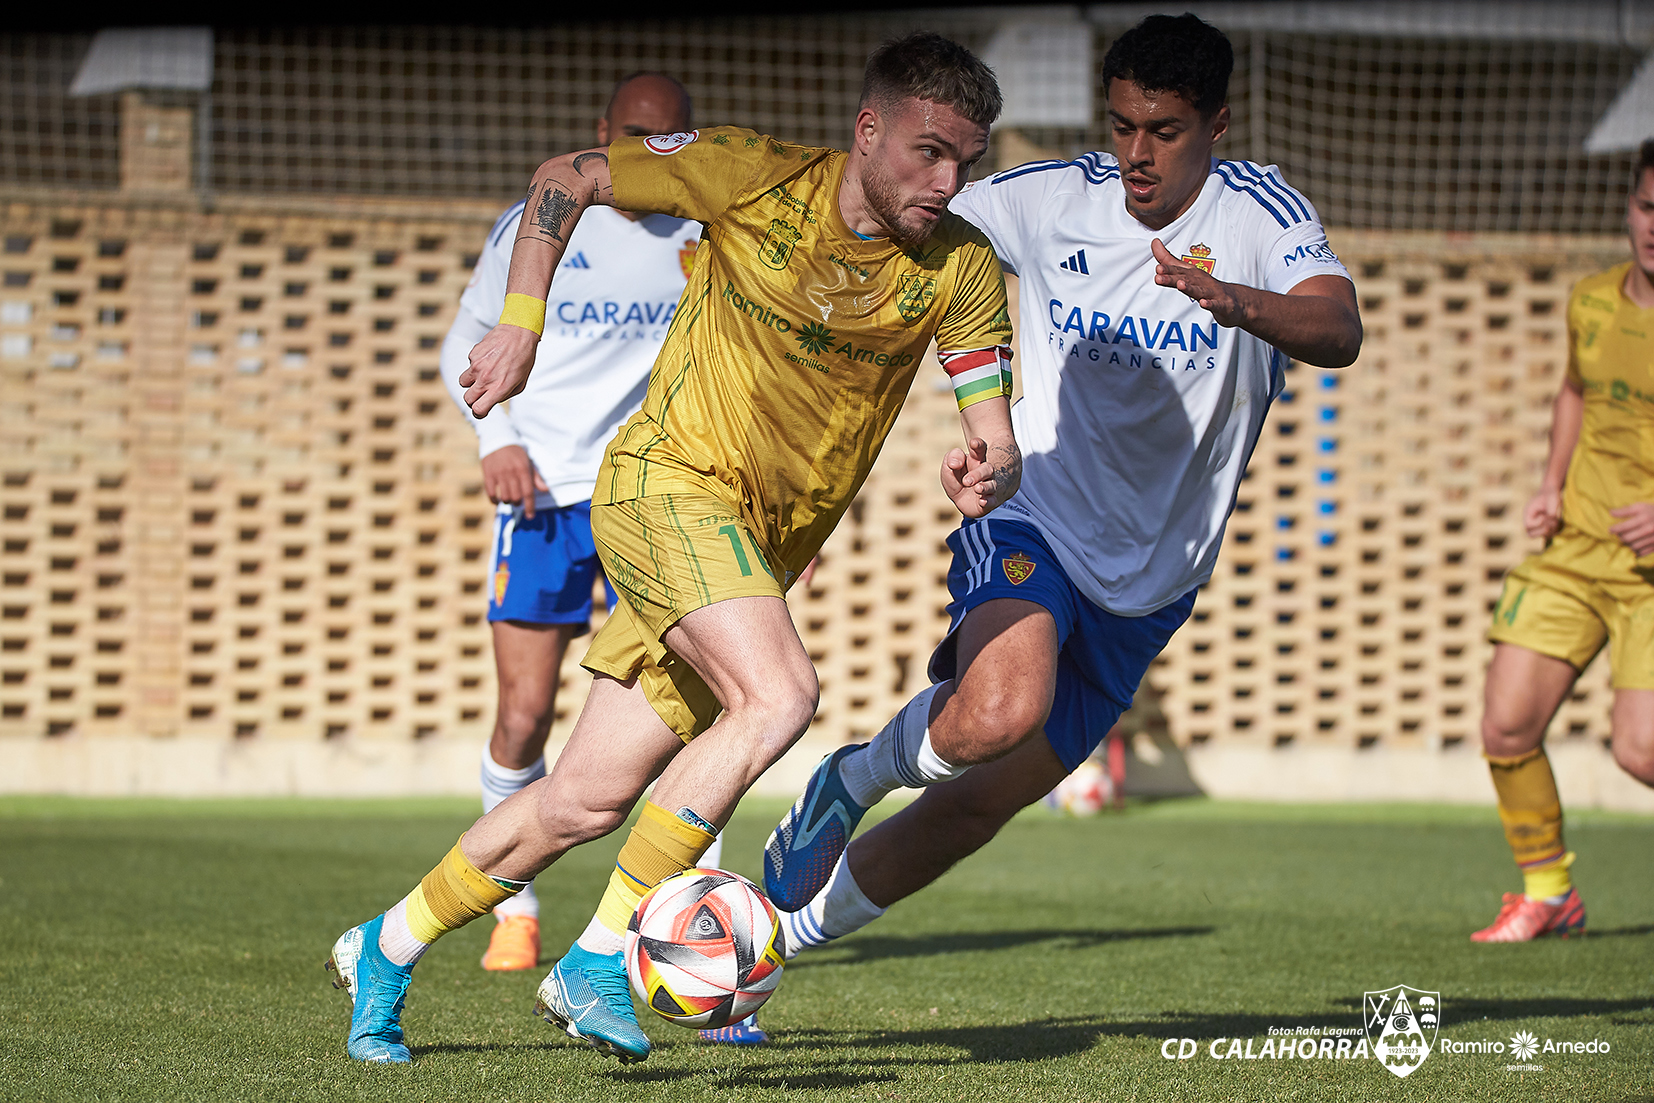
[
  {"left": 1479, "top": 711, "right": 1544, "bottom": 758},
  {"left": 1610, "top": 736, "right": 1654, "bottom": 787},
  {"left": 945, "top": 684, "right": 1047, "bottom": 765}
]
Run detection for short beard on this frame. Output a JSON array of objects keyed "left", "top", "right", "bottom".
[{"left": 861, "top": 160, "right": 931, "bottom": 250}]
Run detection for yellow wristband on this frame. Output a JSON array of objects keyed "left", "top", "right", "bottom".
[{"left": 499, "top": 293, "right": 547, "bottom": 336}]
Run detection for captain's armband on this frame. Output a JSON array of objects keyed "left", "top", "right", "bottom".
[{"left": 939, "top": 345, "right": 1013, "bottom": 411}]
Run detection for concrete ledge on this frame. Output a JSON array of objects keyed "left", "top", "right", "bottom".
[
  {"left": 1184, "top": 742, "right": 1654, "bottom": 814},
  {"left": 0, "top": 732, "right": 845, "bottom": 800}
]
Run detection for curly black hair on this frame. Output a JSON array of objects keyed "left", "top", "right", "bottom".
[
  {"left": 1638, "top": 138, "right": 1654, "bottom": 187},
  {"left": 1101, "top": 13, "right": 1233, "bottom": 117}
]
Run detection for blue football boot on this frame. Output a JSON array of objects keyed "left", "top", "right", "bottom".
[
  {"left": 698, "top": 1014, "right": 769, "bottom": 1045},
  {"left": 763, "top": 742, "right": 869, "bottom": 911},
  {"left": 325, "top": 914, "right": 414, "bottom": 1064},
  {"left": 533, "top": 945, "right": 651, "bottom": 1063}
]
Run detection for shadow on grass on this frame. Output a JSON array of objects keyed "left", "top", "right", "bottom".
[
  {"left": 790, "top": 925, "right": 1214, "bottom": 967},
  {"left": 1588, "top": 923, "right": 1654, "bottom": 938}
]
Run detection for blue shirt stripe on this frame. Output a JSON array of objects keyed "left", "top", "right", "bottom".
[
  {"left": 1221, "top": 161, "right": 1312, "bottom": 223},
  {"left": 489, "top": 200, "right": 527, "bottom": 247},
  {"left": 1212, "top": 164, "right": 1291, "bottom": 228}
]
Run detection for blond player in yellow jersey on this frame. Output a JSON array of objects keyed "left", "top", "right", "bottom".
[
  {"left": 1471, "top": 142, "right": 1654, "bottom": 943},
  {"left": 324, "top": 33, "right": 1019, "bottom": 1064}
]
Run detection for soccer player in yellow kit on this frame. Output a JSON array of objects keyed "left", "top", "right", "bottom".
[
  {"left": 325, "top": 33, "right": 1020, "bottom": 1064},
  {"left": 1472, "top": 142, "right": 1654, "bottom": 942}
]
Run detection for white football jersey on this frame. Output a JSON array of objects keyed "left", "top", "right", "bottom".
[
  {"left": 441, "top": 204, "right": 699, "bottom": 507},
  {"left": 951, "top": 153, "right": 1351, "bottom": 615}
]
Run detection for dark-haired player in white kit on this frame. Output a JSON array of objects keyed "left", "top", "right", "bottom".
[{"left": 765, "top": 13, "right": 1364, "bottom": 951}]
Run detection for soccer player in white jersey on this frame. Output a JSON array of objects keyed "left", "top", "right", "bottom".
[
  {"left": 438, "top": 72, "right": 729, "bottom": 974},
  {"left": 764, "top": 13, "right": 1363, "bottom": 951}
]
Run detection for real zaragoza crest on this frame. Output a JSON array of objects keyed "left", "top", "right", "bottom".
[
  {"left": 895, "top": 273, "right": 937, "bottom": 321},
  {"left": 759, "top": 219, "right": 801, "bottom": 270},
  {"left": 1002, "top": 552, "right": 1036, "bottom": 585},
  {"left": 1181, "top": 242, "right": 1216, "bottom": 273},
  {"left": 678, "top": 237, "right": 699, "bottom": 278},
  {"left": 1364, "top": 985, "right": 1440, "bottom": 1078}
]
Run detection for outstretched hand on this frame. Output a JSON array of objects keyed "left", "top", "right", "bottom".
[
  {"left": 941, "top": 437, "right": 1005, "bottom": 518},
  {"left": 459, "top": 324, "right": 540, "bottom": 418},
  {"left": 1151, "top": 238, "right": 1250, "bottom": 327}
]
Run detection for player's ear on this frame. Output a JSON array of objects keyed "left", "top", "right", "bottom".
[
  {"left": 1208, "top": 104, "right": 1230, "bottom": 145},
  {"left": 595, "top": 116, "right": 612, "bottom": 146},
  {"left": 853, "top": 106, "right": 880, "bottom": 155}
]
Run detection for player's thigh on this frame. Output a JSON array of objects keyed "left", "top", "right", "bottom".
[
  {"left": 491, "top": 620, "right": 577, "bottom": 713},
  {"left": 663, "top": 595, "right": 817, "bottom": 726},
  {"left": 1480, "top": 644, "right": 1580, "bottom": 755},
  {"left": 935, "top": 598, "right": 1061, "bottom": 758}
]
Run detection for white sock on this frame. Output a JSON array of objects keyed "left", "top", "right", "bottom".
[
  {"left": 575, "top": 913, "right": 625, "bottom": 957},
  {"left": 701, "top": 831, "right": 724, "bottom": 870},
  {"left": 480, "top": 746, "right": 546, "bottom": 919},
  {"left": 839, "top": 683, "right": 965, "bottom": 807},
  {"left": 377, "top": 898, "right": 431, "bottom": 966},
  {"left": 780, "top": 851, "right": 885, "bottom": 959}
]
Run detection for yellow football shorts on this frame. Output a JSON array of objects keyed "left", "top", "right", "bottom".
[
  {"left": 582, "top": 494, "right": 786, "bottom": 741},
  {"left": 1488, "top": 527, "right": 1654, "bottom": 689}
]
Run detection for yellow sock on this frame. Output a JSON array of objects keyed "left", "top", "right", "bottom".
[
  {"left": 403, "top": 838, "right": 523, "bottom": 945},
  {"left": 1486, "top": 747, "right": 1571, "bottom": 898},
  {"left": 594, "top": 802, "right": 717, "bottom": 936},
  {"left": 1524, "top": 851, "right": 1575, "bottom": 900}
]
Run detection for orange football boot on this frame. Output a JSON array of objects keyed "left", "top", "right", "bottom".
[
  {"left": 481, "top": 914, "right": 541, "bottom": 971},
  {"left": 1470, "top": 888, "right": 1586, "bottom": 943}
]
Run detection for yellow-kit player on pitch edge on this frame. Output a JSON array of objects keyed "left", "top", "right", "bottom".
[
  {"left": 1473, "top": 140, "right": 1654, "bottom": 942},
  {"left": 324, "top": 32, "right": 1021, "bottom": 1063}
]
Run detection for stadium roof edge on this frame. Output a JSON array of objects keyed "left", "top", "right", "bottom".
[
  {"left": 68, "top": 27, "right": 213, "bottom": 96},
  {"left": 1084, "top": 1, "right": 1654, "bottom": 45}
]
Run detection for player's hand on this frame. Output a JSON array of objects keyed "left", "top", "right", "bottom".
[
  {"left": 459, "top": 324, "right": 539, "bottom": 418},
  {"left": 941, "top": 437, "right": 1002, "bottom": 518},
  {"left": 1150, "top": 238, "right": 1249, "bottom": 327},
  {"left": 480, "top": 445, "right": 548, "bottom": 519},
  {"left": 1609, "top": 501, "right": 1654, "bottom": 557},
  {"left": 1522, "top": 487, "right": 1563, "bottom": 539}
]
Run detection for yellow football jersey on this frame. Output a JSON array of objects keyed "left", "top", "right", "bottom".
[
  {"left": 597, "top": 126, "right": 1012, "bottom": 578},
  {"left": 1563, "top": 263, "right": 1654, "bottom": 547}
]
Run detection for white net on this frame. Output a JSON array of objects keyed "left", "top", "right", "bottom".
[{"left": 2, "top": 15, "right": 1646, "bottom": 232}]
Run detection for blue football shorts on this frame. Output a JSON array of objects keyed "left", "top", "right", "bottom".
[
  {"left": 486, "top": 500, "right": 617, "bottom": 628},
  {"left": 928, "top": 515, "right": 1196, "bottom": 773}
]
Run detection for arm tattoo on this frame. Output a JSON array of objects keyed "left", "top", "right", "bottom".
[
  {"left": 572, "top": 151, "right": 607, "bottom": 177},
  {"left": 531, "top": 184, "right": 579, "bottom": 243}
]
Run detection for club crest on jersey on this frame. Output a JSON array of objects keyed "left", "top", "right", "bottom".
[
  {"left": 492, "top": 562, "right": 509, "bottom": 606},
  {"left": 759, "top": 219, "right": 802, "bottom": 270},
  {"left": 1002, "top": 552, "right": 1036, "bottom": 585},
  {"left": 679, "top": 238, "right": 700, "bottom": 278},
  {"left": 895, "top": 274, "right": 937, "bottom": 322},
  {"left": 1364, "top": 985, "right": 1439, "bottom": 1078},
  {"left": 1181, "top": 243, "right": 1215, "bottom": 273},
  {"left": 643, "top": 130, "right": 698, "bottom": 155}
]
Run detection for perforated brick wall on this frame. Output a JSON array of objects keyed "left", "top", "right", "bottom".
[{"left": 0, "top": 193, "right": 1632, "bottom": 761}]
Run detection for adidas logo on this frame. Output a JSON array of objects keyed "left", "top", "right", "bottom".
[
  {"left": 1058, "top": 249, "right": 1089, "bottom": 275},
  {"left": 562, "top": 252, "right": 591, "bottom": 269}
]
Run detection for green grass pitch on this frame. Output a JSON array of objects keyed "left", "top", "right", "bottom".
[{"left": 1, "top": 795, "right": 1649, "bottom": 1102}]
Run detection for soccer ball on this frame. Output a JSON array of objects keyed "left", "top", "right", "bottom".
[
  {"left": 624, "top": 867, "right": 786, "bottom": 1028},
  {"left": 1044, "top": 757, "right": 1111, "bottom": 816}
]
